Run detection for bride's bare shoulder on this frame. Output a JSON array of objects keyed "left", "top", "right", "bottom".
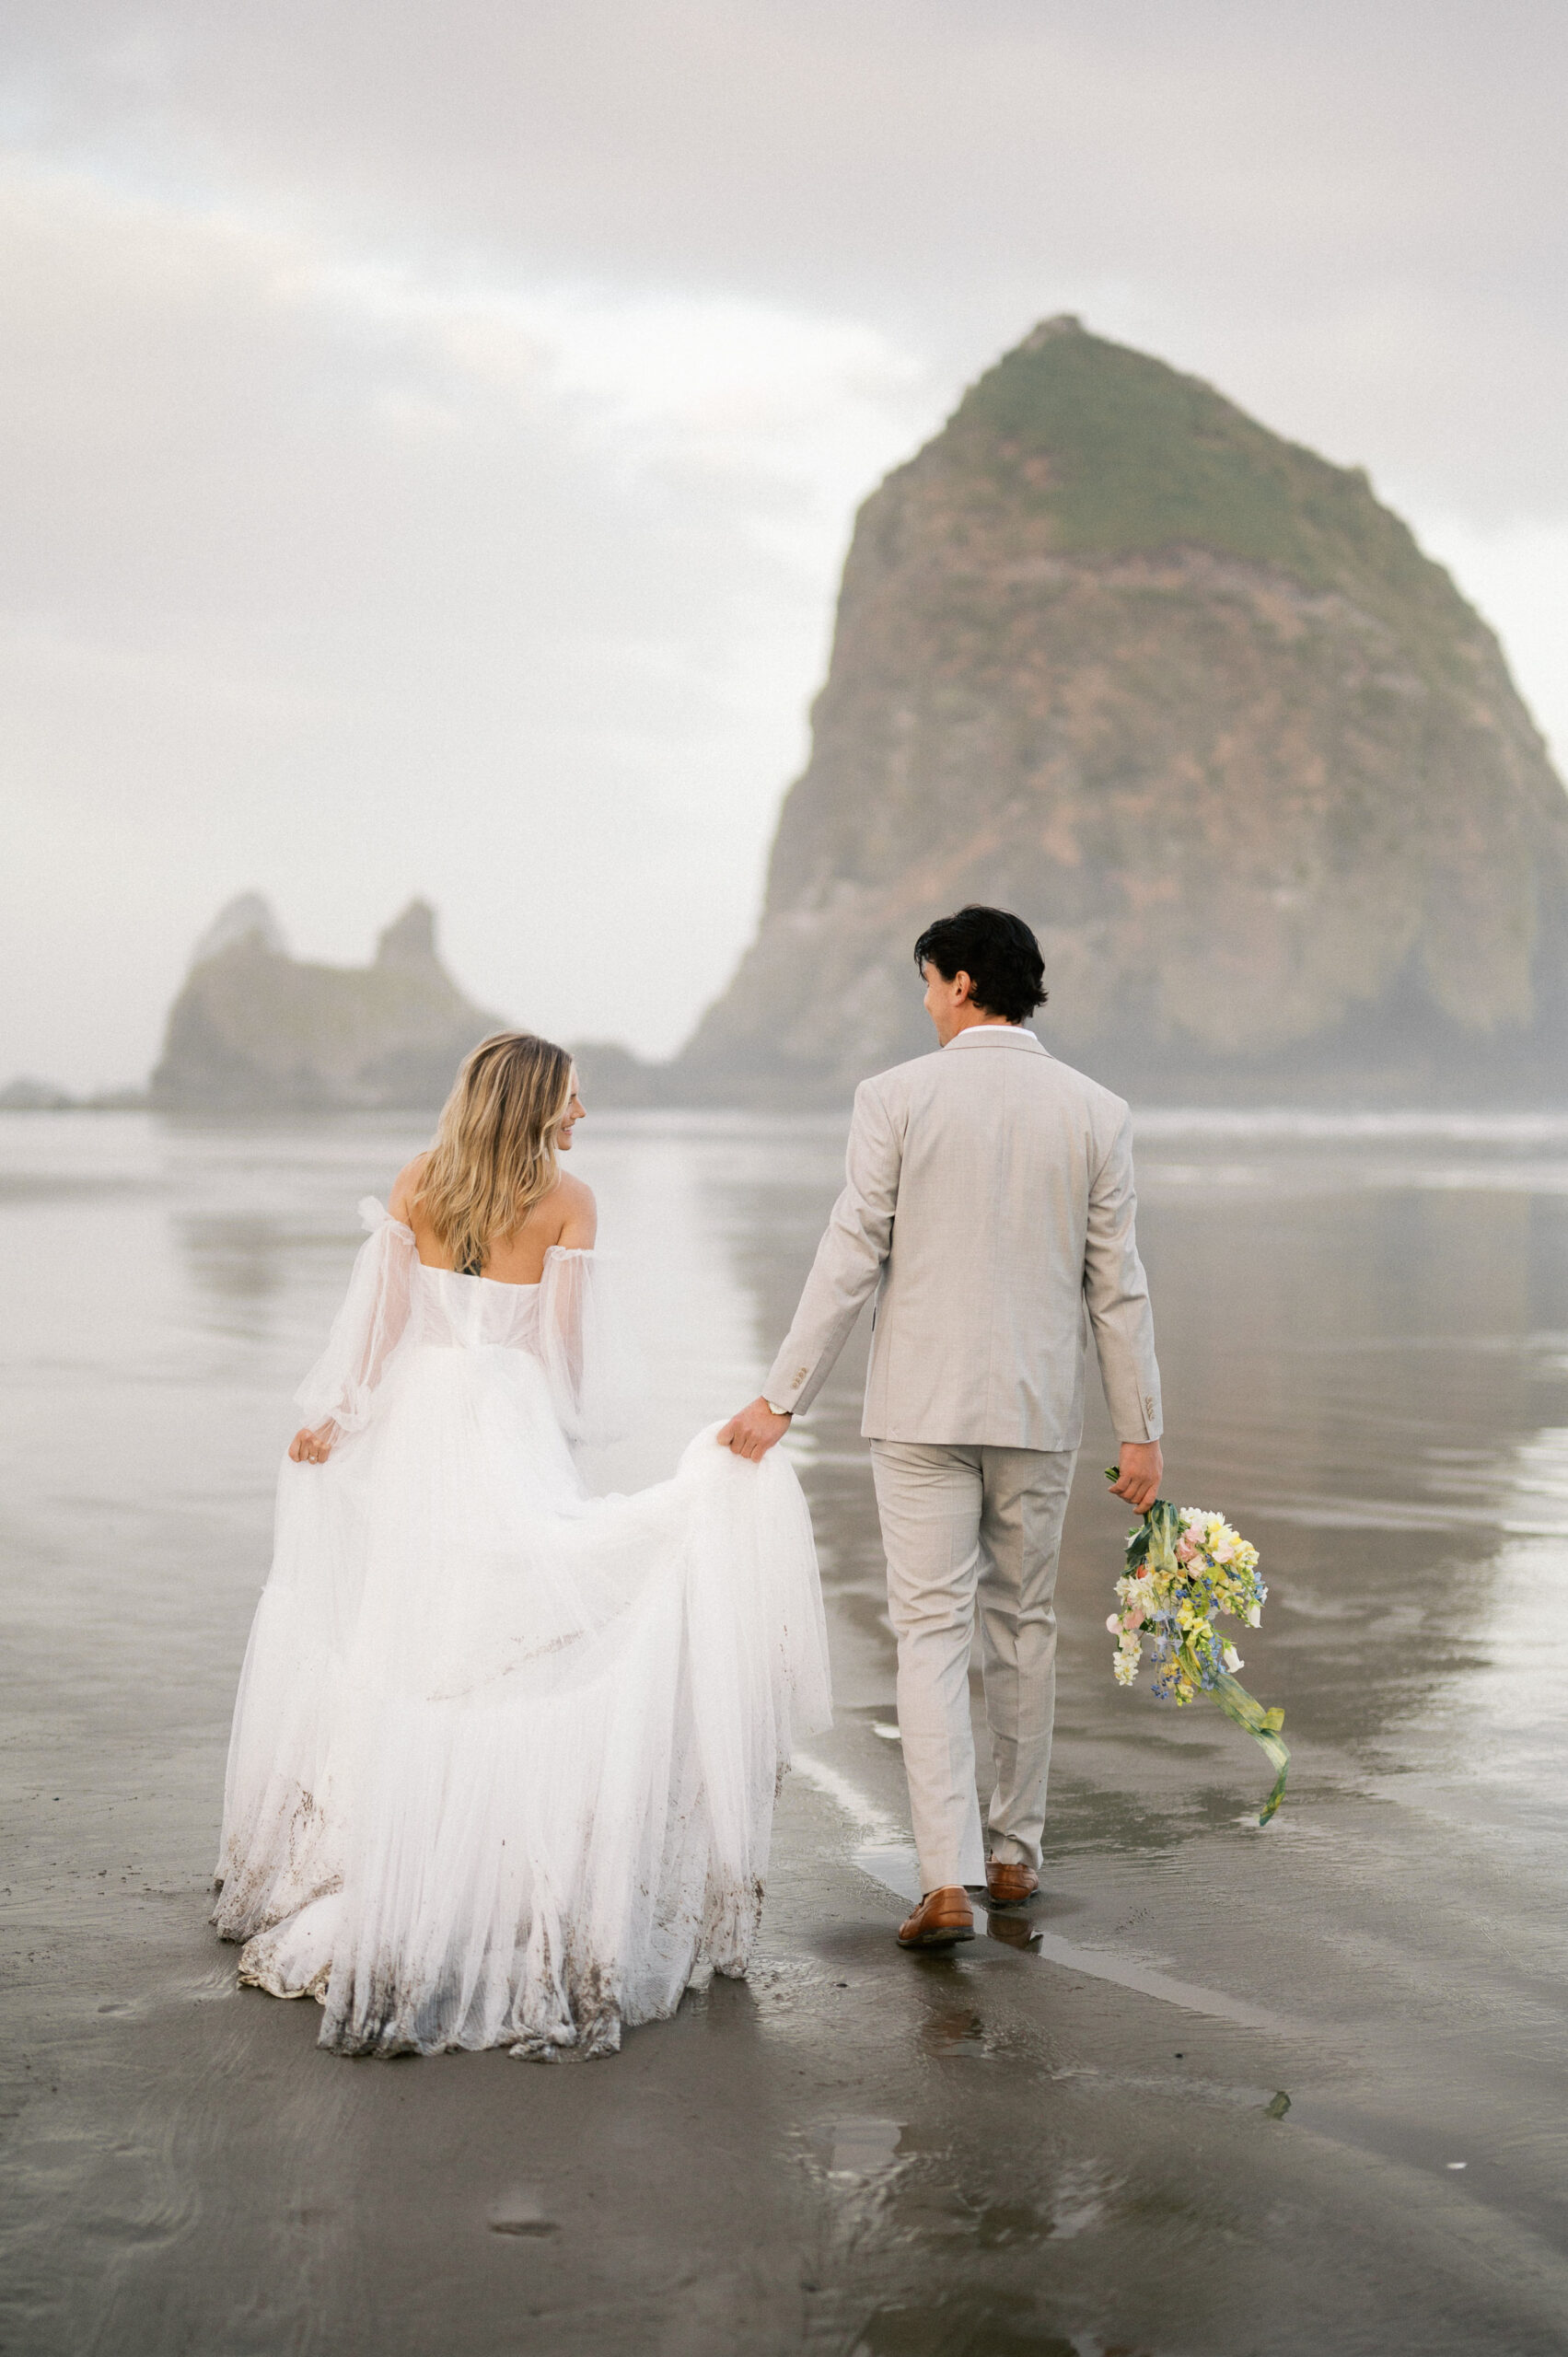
[
  {"left": 550, "top": 1170, "right": 598, "bottom": 1248},
  {"left": 388, "top": 1153, "right": 431, "bottom": 1225}
]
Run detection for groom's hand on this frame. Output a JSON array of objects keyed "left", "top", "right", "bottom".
[
  {"left": 1109, "top": 1440, "right": 1163, "bottom": 1512},
  {"left": 717, "top": 1397, "right": 793, "bottom": 1461}
]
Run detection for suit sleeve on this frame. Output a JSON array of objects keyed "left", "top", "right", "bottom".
[
  {"left": 763, "top": 1077, "right": 902, "bottom": 1417},
  {"left": 1082, "top": 1108, "right": 1163, "bottom": 1443}
]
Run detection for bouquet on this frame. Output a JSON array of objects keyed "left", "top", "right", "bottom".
[{"left": 1105, "top": 1480, "right": 1289, "bottom": 1825}]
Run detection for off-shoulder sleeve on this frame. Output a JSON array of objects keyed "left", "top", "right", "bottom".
[
  {"left": 293, "top": 1197, "right": 417, "bottom": 1434},
  {"left": 537, "top": 1248, "right": 644, "bottom": 1445}
]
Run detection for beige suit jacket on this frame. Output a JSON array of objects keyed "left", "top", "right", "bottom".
[{"left": 764, "top": 1027, "right": 1162, "bottom": 1451}]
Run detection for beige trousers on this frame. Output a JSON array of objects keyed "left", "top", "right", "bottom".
[{"left": 870, "top": 1440, "right": 1076, "bottom": 1893}]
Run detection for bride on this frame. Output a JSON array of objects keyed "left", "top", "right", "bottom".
[{"left": 211, "top": 1031, "right": 831, "bottom": 2059}]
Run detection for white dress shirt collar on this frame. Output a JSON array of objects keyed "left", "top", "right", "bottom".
[{"left": 943, "top": 1025, "right": 1046, "bottom": 1052}]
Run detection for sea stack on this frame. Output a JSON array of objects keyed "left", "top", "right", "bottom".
[
  {"left": 151, "top": 897, "right": 502, "bottom": 1111},
  {"left": 679, "top": 318, "right": 1568, "bottom": 1104}
]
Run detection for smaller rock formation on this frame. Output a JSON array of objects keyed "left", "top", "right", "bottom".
[
  {"left": 190, "top": 892, "right": 290, "bottom": 966},
  {"left": 151, "top": 897, "right": 504, "bottom": 1112},
  {"left": 0, "top": 1076, "right": 77, "bottom": 1110}
]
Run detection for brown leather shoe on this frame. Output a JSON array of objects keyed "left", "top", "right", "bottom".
[
  {"left": 985, "top": 1860, "right": 1039, "bottom": 1907},
  {"left": 897, "top": 1886, "right": 975, "bottom": 1948}
]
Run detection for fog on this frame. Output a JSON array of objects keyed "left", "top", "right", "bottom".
[{"left": 5, "top": 1, "right": 1566, "bottom": 1088}]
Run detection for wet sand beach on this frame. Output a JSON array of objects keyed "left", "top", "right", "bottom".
[{"left": 4, "top": 1107, "right": 1568, "bottom": 2354}]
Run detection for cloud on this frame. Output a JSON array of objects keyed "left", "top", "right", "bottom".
[
  {"left": 0, "top": 152, "right": 937, "bottom": 1082},
  {"left": 3, "top": 1, "right": 1566, "bottom": 1085}
]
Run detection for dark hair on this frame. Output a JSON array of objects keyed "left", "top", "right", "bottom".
[{"left": 912, "top": 906, "right": 1047, "bottom": 1025}]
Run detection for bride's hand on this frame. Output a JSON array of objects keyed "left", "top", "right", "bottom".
[
  {"left": 717, "top": 1398, "right": 792, "bottom": 1461},
  {"left": 288, "top": 1421, "right": 339, "bottom": 1465}
]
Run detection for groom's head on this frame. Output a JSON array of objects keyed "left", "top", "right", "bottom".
[{"left": 913, "top": 907, "right": 1047, "bottom": 1044}]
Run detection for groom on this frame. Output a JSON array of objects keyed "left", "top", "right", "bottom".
[{"left": 720, "top": 905, "right": 1164, "bottom": 1948}]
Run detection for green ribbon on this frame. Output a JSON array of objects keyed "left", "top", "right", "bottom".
[{"left": 1110, "top": 1483, "right": 1289, "bottom": 1826}]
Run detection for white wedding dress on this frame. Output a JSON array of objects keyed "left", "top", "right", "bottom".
[{"left": 212, "top": 1201, "right": 831, "bottom": 2059}]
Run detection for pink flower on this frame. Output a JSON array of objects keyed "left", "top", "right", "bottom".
[{"left": 1176, "top": 1536, "right": 1197, "bottom": 1562}]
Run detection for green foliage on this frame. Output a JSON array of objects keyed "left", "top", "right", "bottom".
[{"left": 949, "top": 322, "right": 1456, "bottom": 621}]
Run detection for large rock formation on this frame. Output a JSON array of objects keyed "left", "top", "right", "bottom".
[
  {"left": 151, "top": 897, "right": 503, "bottom": 1111},
  {"left": 678, "top": 317, "right": 1568, "bottom": 1104}
]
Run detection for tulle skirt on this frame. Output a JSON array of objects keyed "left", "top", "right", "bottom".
[{"left": 212, "top": 1341, "right": 830, "bottom": 2058}]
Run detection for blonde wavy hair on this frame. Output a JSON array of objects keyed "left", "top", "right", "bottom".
[{"left": 416, "top": 1032, "right": 575, "bottom": 1275}]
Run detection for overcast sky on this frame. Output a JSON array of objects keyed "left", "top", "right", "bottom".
[{"left": 6, "top": 1, "right": 1567, "bottom": 1088}]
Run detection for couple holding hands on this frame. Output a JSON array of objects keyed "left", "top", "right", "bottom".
[{"left": 214, "top": 904, "right": 1160, "bottom": 2059}]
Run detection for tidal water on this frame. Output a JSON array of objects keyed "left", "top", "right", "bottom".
[{"left": 4, "top": 1106, "right": 1568, "bottom": 2352}]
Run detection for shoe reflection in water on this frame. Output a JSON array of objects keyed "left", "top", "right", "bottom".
[{"left": 984, "top": 1910, "right": 1043, "bottom": 1951}]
